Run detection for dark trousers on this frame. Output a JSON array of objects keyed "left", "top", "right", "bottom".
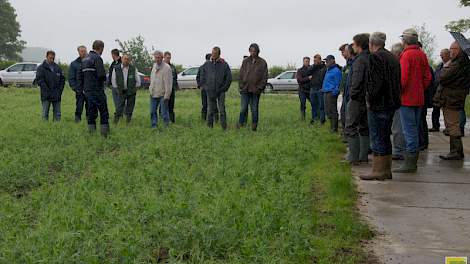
[
  {"left": 239, "top": 92, "right": 260, "bottom": 124},
  {"left": 368, "top": 110, "right": 394, "bottom": 155},
  {"left": 169, "top": 88, "right": 176, "bottom": 121},
  {"left": 324, "top": 92, "right": 338, "bottom": 119},
  {"left": 341, "top": 95, "right": 348, "bottom": 130},
  {"left": 114, "top": 92, "right": 136, "bottom": 119},
  {"left": 207, "top": 93, "right": 226, "bottom": 126},
  {"left": 310, "top": 89, "right": 325, "bottom": 123},
  {"left": 42, "top": 100, "right": 61, "bottom": 121},
  {"left": 201, "top": 89, "right": 217, "bottom": 119},
  {"left": 431, "top": 106, "right": 441, "bottom": 129},
  {"left": 299, "top": 90, "right": 313, "bottom": 120},
  {"left": 75, "top": 92, "right": 88, "bottom": 120},
  {"left": 345, "top": 100, "right": 369, "bottom": 137},
  {"left": 418, "top": 107, "right": 429, "bottom": 150},
  {"left": 86, "top": 91, "right": 109, "bottom": 125}
]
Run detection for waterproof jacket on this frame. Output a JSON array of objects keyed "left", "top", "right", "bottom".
[
  {"left": 349, "top": 50, "right": 370, "bottom": 103},
  {"left": 433, "top": 53, "right": 470, "bottom": 110},
  {"left": 68, "top": 57, "right": 83, "bottom": 93},
  {"left": 169, "top": 63, "right": 179, "bottom": 91},
  {"left": 366, "top": 48, "right": 401, "bottom": 111},
  {"left": 108, "top": 57, "right": 121, "bottom": 86},
  {"left": 199, "top": 58, "right": 232, "bottom": 97},
  {"left": 79, "top": 50, "right": 107, "bottom": 94},
  {"left": 296, "top": 65, "right": 311, "bottom": 93},
  {"left": 399, "top": 45, "right": 432, "bottom": 107},
  {"left": 239, "top": 56, "right": 268, "bottom": 94},
  {"left": 307, "top": 63, "right": 326, "bottom": 90},
  {"left": 149, "top": 62, "right": 173, "bottom": 99},
  {"left": 322, "top": 64, "right": 342, "bottom": 96},
  {"left": 36, "top": 60, "right": 65, "bottom": 102},
  {"left": 343, "top": 58, "right": 355, "bottom": 102}
]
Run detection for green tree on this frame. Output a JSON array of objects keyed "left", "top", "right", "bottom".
[
  {"left": 116, "top": 36, "right": 154, "bottom": 75},
  {"left": 446, "top": 0, "right": 470, "bottom": 32},
  {"left": 413, "top": 23, "right": 437, "bottom": 66},
  {"left": 0, "top": 0, "right": 26, "bottom": 61}
]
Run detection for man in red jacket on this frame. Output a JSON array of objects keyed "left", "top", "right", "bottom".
[{"left": 394, "top": 28, "right": 432, "bottom": 173}]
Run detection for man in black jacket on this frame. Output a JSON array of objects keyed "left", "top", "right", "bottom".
[
  {"left": 346, "top": 33, "right": 371, "bottom": 165},
  {"left": 307, "top": 54, "right": 326, "bottom": 124},
  {"left": 68, "top": 45, "right": 88, "bottom": 123},
  {"left": 197, "top": 53, "right": 219, "bottom": 121},
  {"left": 164, "top": 51, "right": 179, "bottom": 123},
  {"left": 198, "top": 47, "right": 232, "bottom": 130},
  {"left": 78, "top": 40, "right": 110, "bottom": 137},
  {"left": 296, "top": 57, "right": 312, "bottom": 121},
  {"left": 361, "top": 32, "right": 401, "bottom": 180},
  {"left": 36, "top": 50, "right": 65, "bottom": 122}
]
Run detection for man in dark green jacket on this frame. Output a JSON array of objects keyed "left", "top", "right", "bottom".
[{"left": 110, "top": 54, "right": 141, "bottom": 124}]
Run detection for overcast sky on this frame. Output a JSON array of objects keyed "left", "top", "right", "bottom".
[{"left": 10, "top": 0, "right": 469, "bottom": 67}]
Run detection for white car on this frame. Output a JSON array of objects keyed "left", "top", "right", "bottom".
[
  {"left": 266, "top": 70, "right": 299, "bottom": 91},
  {"left": 0, "top": 62, "right": 41, "bottom": 86},
  {"left": 177, "top": 67, "right": 199, "bottom": 89}
]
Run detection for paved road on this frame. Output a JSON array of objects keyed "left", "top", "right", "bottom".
[{"left": 355, "top": 110, "right": 470, "bottom": 264}]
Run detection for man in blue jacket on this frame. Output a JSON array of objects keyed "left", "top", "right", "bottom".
[
  {"left": 68, "top": 45, "right": 88, "bottom": 123},
  {"left": 78, "top": 40, "right": 110, "bottom": 137},
  {"left": 322, "top": 55, "right": 342, "bottom": 132},
  {"left": 36, "top": 50, "right": 65, "bottom": 122}
]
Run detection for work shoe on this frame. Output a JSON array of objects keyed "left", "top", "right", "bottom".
[
  {"left": 393, "top": 152, "right": 418, "bottom": 173},
  {"left": 439, "top": 136, "right": 464, "bottom": 160},
  {"left": 359, "top": 136, "right": 370, "bottom": 163},
  {"left": 360, "top": 155, "right": 391, "bottom": 181},
  {"left": 251, "top": 123, "right": 258, "bottom": 132},
  {"left": 221, "top": 121, "right": 228, "bottom": 131},
  {"left": 443, "top": 128, "right": 450, "bottom": 136},
  {"left": 88, "top": 124, "right": 97, "bottom": 134},
  {"left": 428, "top": 127, "right": 440, "bottom": 132},
  {"left": 100, "top": 124, "right": 110, "bottom": 138},
  {"left": 75, "top": 116, "right": 81, "bottom": 123}
]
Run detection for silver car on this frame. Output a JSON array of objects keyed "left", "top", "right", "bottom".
[
  {"left": 266, "top": 70, "right": 298, "bottom": 91},
  {"left": 0, "top": 62, "right": 41, "bottom": 86},
  {"left": 177, "top": 67, "right": 199, "bottom": 89}
]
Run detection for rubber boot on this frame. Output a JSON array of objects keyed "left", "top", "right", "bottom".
[
  {"left": 439, "top": 136, "right": 464, "bottom": 160},
  {"left": 347, "top": 136, "right": 360, "bottom": 165},
  {"left": 384, "top": 155, "right": 393, "bottom": 179},
  {"left": 330, "top": 117, "right": 338, "bottom": 133},
  {"left": 393, "top": 152, "right": 418, "bottom": 173},
  {"left": 100, "top": 124, "right": 110, "bottom": 138},
  {"left": 359, "top": 136, "right": 370, "bottom": 163},
  {"left": 88, "top": 124, "right": 97, "bottom": 134},
  {"left": 360, "top": 155, "right": 389, "bottom": 181}
]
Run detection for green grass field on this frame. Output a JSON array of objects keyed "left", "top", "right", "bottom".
[{"left": 0, "top": 84, "right": 372, "bottom": 263}]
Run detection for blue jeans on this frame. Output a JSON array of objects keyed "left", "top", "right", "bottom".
[
  {"left": 150, "top": 97, "right": 169, "bottom": 128},
  {"left": 299, "top": 90, "right": 313, "bottom": 119},
  {"left": 75, "top": 92, "right": 88, "bottom": 120},
  {"left": 42, "top": 100, "right": 61, "bottom": 121},
  {"left": 239, "top": 93, "right": 260, "bottom": 124},
  {"left": 310, "top": 90, "right": 325, "bottom": 123},
  {"left": 399, "top": 106, "right": 422, "bottom": 153},
  {"left": 392, "top": 110, "right": 406, "bottom": 156},
  {"left": 368, "top": 110, "right": 394, "bottom": 155}
]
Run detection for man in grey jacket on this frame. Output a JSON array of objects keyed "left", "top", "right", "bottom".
[{"left": 198, "top": 47, "right": 232, "bottom": 130}]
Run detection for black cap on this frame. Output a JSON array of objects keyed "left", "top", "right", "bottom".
[{"left": 324, "top": 55, "right": 335, "bottom": 61}]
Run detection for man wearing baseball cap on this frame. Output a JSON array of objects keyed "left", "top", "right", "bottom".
[{"left": 322, "top": 55, "right": 342, "bottom": 132}]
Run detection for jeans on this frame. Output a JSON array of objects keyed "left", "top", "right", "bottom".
[
  {"left": 431, "top": 106, "right": 441, "bottom": 129},
  {"left": 418, "top": 107, "right": 429, "bottom": 149},
  {"left": 239, "top": 92, "right": 260, "bottom": 124},
  {"left": 150, "top": 97, "right": 169, "bottom": 128},
  {"left": 86, "top": 91, "right": 109, "bottom": 125},
  {"left": 368, "top": 110, "right": 394, "bottom": 155},
  {"left": 310, "top": 89, "right": 325, "bottom": 123},
  {"left": 399, "top": 106, "right": 422, "bottom": 153},
  {"left": 324, "top": 92, "right": 338, "bottom": 119},
  {"left": 207, "top": 93, "right": 226, "bottom": 126},
  {"left": 114, "top": 91, "right": 136, "bottom": 119},
  {"left": 42, "top": 100, "right": 61, "bottom": 121},
  {"left": 392, "top": 110, "right": 406, "bottom": 156},
  {"left": 75, "top": 92, "right": 88, "bottom": 120},
  {"left": 299, "top": 90, "right": 313, "bottom": 119},
  {"left": 345, "top": 100, "right": 369, "bottom": 137}
]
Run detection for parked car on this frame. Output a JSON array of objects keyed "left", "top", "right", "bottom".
[
  {"left": 0, "top": 62, "right": 41, "bottom": 86},
  {"left": 177, "top": 67, "right": 199, "bottom": 89},
  {"left": 266, "top": 70, "right": 299, "bottom": 91}
]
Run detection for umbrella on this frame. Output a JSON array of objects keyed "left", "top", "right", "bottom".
[{"left": 450, "top": 31, "right": 470, "bottom": 56}]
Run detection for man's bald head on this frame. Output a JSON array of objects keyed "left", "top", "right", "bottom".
[{"left": 449, "top": 41, "right": 462, "bottom": 61}]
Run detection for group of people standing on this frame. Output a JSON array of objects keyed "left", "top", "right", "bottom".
[
  {"left": 35, "top": 41, "right": 269, "bottom": 136},
  {"left": 295, "top": 28, "right": 470, "bottom": 181}
]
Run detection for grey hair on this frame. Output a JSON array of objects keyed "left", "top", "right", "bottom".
[
  {"left": 391, "top": 43, "right": 404, "bottom": 56},
  {"left": 77, "top": 45, "right": 86, "bottom": 51},
  {"left": 122, "top": 53, "right": 132, "bottom": 60},
  {"left": 402, "top": 34, "right": 418, "bottom": 45},
  {"left": 370, "top": 32, "right": 386, "bottom": 47},
  {"left": 153, "top": 50, "right": 163, "bottom": 56}
]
